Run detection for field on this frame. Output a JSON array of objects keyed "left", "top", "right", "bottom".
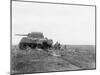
[{"left": 11, "top": 45, "right": 96, "bottom": 74}]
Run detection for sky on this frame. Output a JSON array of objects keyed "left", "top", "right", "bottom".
[{"left": 12, "top": 1, "right": 95, "bottom": 45}]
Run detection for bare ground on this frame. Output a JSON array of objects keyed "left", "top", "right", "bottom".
[{"left": 11, "top": 45, "right": 95, "bottom": 74}]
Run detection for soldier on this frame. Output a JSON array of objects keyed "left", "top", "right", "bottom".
[{"left": 54, "top": 41, "right": 61, "bottom": 50}]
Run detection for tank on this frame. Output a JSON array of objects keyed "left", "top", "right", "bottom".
[{"left": 16, "top": 32, "right": 53, "bottom": 50}]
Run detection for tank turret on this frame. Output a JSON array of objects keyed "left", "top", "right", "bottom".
[
  {"left": 15, "top": 32, "right": 44, "bottom": 38},
  {"left": 16, "top": 32, "right": 53, "bottom": 50},
  {"left": 15, "top": 34, "right": 28, "bottom": 36}
]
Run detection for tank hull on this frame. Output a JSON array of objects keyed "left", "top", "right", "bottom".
[{"left": 18, "top": 37, "right": 53, "bottom": 50}]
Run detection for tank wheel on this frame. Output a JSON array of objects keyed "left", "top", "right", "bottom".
[
  {"left": 30, "top": 44, "right": 37, "bottom": 49},
  {"left": 37, "top": 44, "right": 42, "bottom": 49},
  {"left": 19, "top": 43, "right": 27, "bottom": 50},
  {"left": 42, "top": 42, "right": 49, "bottom": 49}
]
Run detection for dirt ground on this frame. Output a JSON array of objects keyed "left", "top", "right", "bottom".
[{"left": 11, "top": 45, "right": 95, "bottom": 74}]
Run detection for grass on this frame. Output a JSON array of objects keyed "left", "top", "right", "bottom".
[{"left": 60, "top": 45, "right": 95, "bottom": 69}]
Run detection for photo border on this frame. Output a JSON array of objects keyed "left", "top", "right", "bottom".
[{"left": 10, "top": 0, "right": 96, "bottom": 74}]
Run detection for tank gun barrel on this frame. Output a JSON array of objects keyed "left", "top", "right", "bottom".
[{"left": 15, "top": 34, "right": 28, "bottom": 36}]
